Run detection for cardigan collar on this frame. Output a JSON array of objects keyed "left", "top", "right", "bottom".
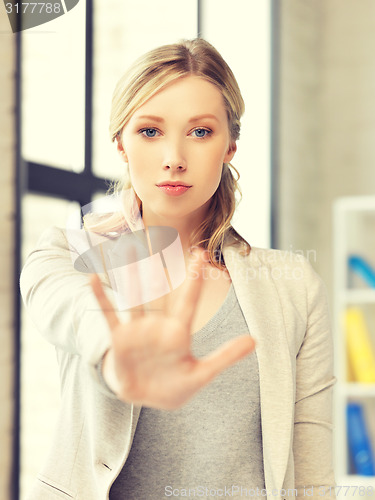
[{"left": 222, "top": 244, "right": 294, "bottom": 497}]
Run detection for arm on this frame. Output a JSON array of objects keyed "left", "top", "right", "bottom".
[
  {"left": 19, "top": 225, "right": 114, "bottom": 390},
  {"left": 293, "top": 262, "right": 337, "bottom": 498}
]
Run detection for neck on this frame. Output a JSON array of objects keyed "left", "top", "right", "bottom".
[{"left": 141, "top": 204, "right": 209, "bottom": 260}]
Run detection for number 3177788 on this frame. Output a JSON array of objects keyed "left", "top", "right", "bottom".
[{"left": 5, "top": 3, "right": 62, "bottom": 14}]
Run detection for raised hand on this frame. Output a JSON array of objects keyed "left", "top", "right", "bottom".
[{"left": 90, "top": 248, "right": 255, "bottom": 410}]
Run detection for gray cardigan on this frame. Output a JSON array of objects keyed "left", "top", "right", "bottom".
[{"left": 19, "top": 226, "right": 337, "bottom": 500}]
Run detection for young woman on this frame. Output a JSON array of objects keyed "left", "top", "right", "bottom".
[{"left": 20, "top": 38, "right": 336, "bottom": 500}]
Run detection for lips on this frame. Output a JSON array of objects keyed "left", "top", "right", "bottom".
[
  {"left": 156, "top": 181, "right": 192, "bottom": 187},
  {"left": 156, "top": 183, "right": 192, "bottom": 197}
]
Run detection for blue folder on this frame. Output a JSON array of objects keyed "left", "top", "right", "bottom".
[
  {"left": 347, "top": 402, "right": 375, "bottom": 475},
  {"left": 348, "top": 256, "right": 375, "bottom": 288}
]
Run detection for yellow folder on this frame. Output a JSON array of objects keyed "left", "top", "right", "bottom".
[{"left": 345, "top": 308, "right": 375, "bottom": 383}]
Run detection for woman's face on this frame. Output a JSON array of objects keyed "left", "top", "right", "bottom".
[{"left": 118, "top": 75, "right": 237, "bottom": 225}]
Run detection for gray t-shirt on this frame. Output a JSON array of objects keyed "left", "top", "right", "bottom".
[{"left": 110, "top": 283, "right": 265, "bottom": 499}]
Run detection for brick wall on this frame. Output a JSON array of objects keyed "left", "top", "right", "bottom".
[{"left": 0, "top": 6, "right": 16, "bottom": 500}]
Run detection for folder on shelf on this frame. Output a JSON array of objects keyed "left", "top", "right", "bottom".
[
  {"left": 347, "top": 402, "right": 375, "bottom": 476},
  {"left": 348, "top": 255, "right": 375, "bottom": 288},
  {"left": 345, "top": 308, "right": 375, "bottom": 383}
]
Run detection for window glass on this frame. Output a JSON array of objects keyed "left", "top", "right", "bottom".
[
  {"left": 21, "top": 3, "right": 86, "bottom": 172},
  {"left": 92, "top": 0, "right": 198, "bottom": 180},
  {"left": 202, "top": 0, "right": 271, "bottom": 247}
]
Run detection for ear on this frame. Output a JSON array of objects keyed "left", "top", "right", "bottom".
[
  {"left": 116, "top": 135, "right": 128, "bottom": 163},
  {"left": 224, "top": 142, "right": 237, "bottom": 164}
]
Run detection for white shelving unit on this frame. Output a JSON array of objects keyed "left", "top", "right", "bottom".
[{"left": 333, "top": 196, "right": 375, "bottom": 491}]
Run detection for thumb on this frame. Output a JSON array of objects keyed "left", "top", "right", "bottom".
[{"left": 192, "top": 335, "right": 255, "bottom": 388}]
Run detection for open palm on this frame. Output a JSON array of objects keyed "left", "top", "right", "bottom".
[{"left": 90, "top": 248, "right": 255, "bottom": 410}]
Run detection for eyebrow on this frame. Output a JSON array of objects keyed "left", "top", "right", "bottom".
[{"left": 135, "top": 114, "right": 220, "bottom": 123}]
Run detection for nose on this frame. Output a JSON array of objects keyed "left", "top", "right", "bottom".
[{"left": 162, "top": 140, "right": 187, "bottom": 171}]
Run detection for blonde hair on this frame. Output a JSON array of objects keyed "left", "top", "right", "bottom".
[{"left": 86, "top": 38, "right": 251, "bottom": 268}]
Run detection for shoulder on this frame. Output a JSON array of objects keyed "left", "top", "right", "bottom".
[
  {"left": 252, "top": 247, "right": 330, "bottom": 327},
  {"left": 248, "top": 246, "right": 310, "bottom": 265},
  {"left": 252, "top": 246, "right": 326, "bottom": 294},
  {"left": 225, "top": 243, "right": 329, "bottom": 315},
  {"left": 33, "top": 225, "right": 68, "bottom": 248},
  {"left": 21, "top": 225, "right": 114, "bottom": 288},
  {"left": 228, "top": 243, "right": 320, "bottom": 281},
  {"left": 250, "top": 246, "right": 319, "bottom": 280},
  {"left": 31, "top": 225, "right": 128, "bottom": 260}
]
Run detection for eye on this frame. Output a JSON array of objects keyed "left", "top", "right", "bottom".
[
  {"left": 139, "top": 128, "right": 160, "bottom": 138},
  {"left": 191, "top": 128, "right": 212, "bottom": 139}
]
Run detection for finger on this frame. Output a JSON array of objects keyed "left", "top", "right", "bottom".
[
  {"left": 150, "top": 250, "right": 169, "bottom": 315},
  {"left": 192, "top": 335, "right": 255, "bottom": 388},
  {"left": 126, "top": 244, "right": 145, "bottom": 320},
  {"left": 143, "top": 225, "right": 168, "bottom": 315},
  {"left": 90, "top": 274, "right": 121, "bottom": 332},
  {"left": 172, "top": 248, "right": 206, "bottom": 330}
]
